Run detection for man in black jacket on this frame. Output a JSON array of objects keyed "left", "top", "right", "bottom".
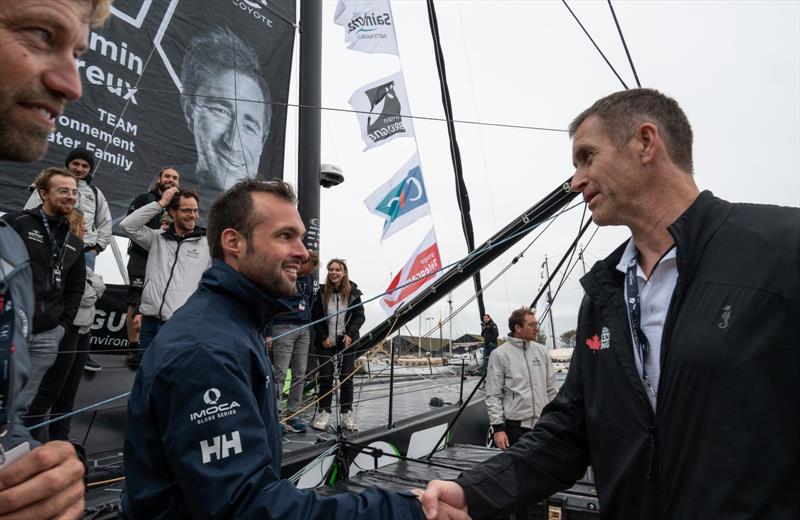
[
  {"left": 421, "top": 88, "right": 800, "bottom": 519},
  {"left": 3, "top": 168, "right": 86, "bottom": 420},
  {"left": 479, "top": 314, "right": 499, "bottom": 377},
  {"left": 123, "top": 167, "right": 180, "bottom": 368}
]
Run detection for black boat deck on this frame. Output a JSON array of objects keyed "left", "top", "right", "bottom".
[{"left": 322, "top": 444, "right": 600, "bottom": 519}]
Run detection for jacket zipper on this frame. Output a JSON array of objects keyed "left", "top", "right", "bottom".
[
  {"left": 158, "top": 238, "right": 186, "bottom": 321},
  {"left": 522, "top": 344, "right": 536, "bottom": 426}
]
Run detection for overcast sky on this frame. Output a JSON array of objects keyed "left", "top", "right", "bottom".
[{"left": 100, "top": 0, "right": 800, "bottom": 346}]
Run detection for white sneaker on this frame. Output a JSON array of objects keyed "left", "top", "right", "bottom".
[
  {"left": 311, "top": 410, "right": 330, "bottom": 431},
  {"left": 342, "top": 410, "right": 358, "bottom": 431}
]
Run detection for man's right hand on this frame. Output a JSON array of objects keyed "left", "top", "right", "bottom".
[
  {"left": 0, "top": 441, "right": 85, "bottom": 519},
  {"left": 159, "top": 186, "right": 179, "bottom": 208},
  {"left": 418, "top": 480, "right": 470, "bottom": 520},
  {"left": 493, "top": 431, "right": 509, "bottom": 450},
  {"left": 322, "top": 337, "right": 333, "bottom": 349},
  {"left": 132, "top": 314, "right": 142, "bottom": 334}
]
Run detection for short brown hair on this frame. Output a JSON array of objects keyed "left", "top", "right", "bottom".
[
  {"left": 34, "top": 167, "right": 76, "bottom": 193},
  {"left": 569, "top": 88, "right": 694, "bottom": 173},
  {"left": 508, "top": 306, "right": 535, "bottom": 337},
  {"left": 166, "top": 187, "right": 199, "bottom": 211},
  {"left": 207, "top": 179, "right": 297, "bottom": 260}
]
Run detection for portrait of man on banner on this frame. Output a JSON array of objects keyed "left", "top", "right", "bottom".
[{"left": 180, "top": 26, "right": 273, "bottom": 195}]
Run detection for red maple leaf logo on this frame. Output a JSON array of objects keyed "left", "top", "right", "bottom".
[{"left": 586, "top": 335, "right": 601, "bottom": 351}]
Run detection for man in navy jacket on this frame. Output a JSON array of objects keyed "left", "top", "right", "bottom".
[{"left": 123, "top": 179, "right": 423, "bottom": 519}]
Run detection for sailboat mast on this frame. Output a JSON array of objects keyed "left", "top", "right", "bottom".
[{"left": 297, "top": 0, "right": 322, "bottom": 256}]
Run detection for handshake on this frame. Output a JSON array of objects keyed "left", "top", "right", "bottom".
[{"left": 413, "top": 480, "right": 470, "bottom": 520}]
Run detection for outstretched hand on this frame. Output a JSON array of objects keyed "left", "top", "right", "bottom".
[
  {"left": 416, "top": 480, "right": 470, "bottom": 520},
  {"left": 0, "top": 441, "right": 85, "bottom": 519}
]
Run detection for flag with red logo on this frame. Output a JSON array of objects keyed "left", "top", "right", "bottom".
[{"left": 381, "top": 229, "right": 442, "bottom": 314}]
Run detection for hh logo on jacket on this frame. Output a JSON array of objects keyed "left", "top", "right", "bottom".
[
  {"left": 586, "top": 327, "right": 611, "bottom": 351},
  {"left": 200, "top": 431, "right": 242, "bottom": 464}
]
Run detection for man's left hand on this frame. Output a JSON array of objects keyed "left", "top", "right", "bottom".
[
  {"left": 343, "top": 335, "right": 352, "bottom": 349},
  {"left": 0, "top": 441, "right": 85, "bottom": 519}
]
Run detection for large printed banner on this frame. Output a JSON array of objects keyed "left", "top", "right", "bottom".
[
  {"left": 333, "top": 0, "right": 398, "bottom": 55},
  {"left": 0, "top": 0, "right": 296, "bottom": 224},
  {"left": 381, "top": 228, "right": 442, "bottom": 314},
  {"left": 364, "top": 153, "right": 430, "bottom": 240},
  {"left": 349, "top": 71, "right": 415, "bottom": 151}
]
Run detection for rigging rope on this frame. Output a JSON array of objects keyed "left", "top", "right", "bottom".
[
  {"left": 607, "top": 0, "right": 641, "bottom": 88},
  {"left": 425, "top": 0, "right": 486, "bottom": 320},
  {"left": 561, "top": 0, "right": 629, "bottom": 90}
]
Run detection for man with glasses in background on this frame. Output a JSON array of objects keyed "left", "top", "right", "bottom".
[
  {"left": 2, "top": 168, "right": 87, "bottom": 421},
  {"left": 120, "top": 186, "right": 210, "bottom": 355}
]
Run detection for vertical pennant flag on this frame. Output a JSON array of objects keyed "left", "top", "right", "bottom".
[
  {"left": 333, "top": 0, "right": 399, "bottom": 56},
  {"left": 381, "top": 229, "right": 443, "bottom": 314},
  {"left": 349, "top": 71, "right": 415, "bottom": 150},
  {"left": 364, "top": 153, "right": 430, "bottom": 240}
]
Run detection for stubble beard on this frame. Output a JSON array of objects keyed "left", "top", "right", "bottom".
[
  {"left": 0, "top": 109, "right": 49, "bottom": 162},
  {"left": 242, "top": 255, "right": 296, "bottom": 298},
  {"left": 0, "top": 84, "right": 58, "bottom": 163}
]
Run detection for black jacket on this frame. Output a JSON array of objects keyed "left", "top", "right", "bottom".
[
  {"left": 456, "top": 191, "right": 800, "bottom": 519},
  {"left": 126, "top": 189, "right": 161, "bottom": 258},
  {"left": 481, "top": 320, "right": 499, "bottom": 344},
  {"left": 2, "top": 209, "right": 86, "bottom": 334},
  {"left": 311, "top": 281, "right": 365, "bottom": 347}
]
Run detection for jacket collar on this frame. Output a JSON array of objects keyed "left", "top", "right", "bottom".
[
  {"left": 506, "top": 336, "right": 531, "bottom": 350},
  {"left": 201, "top": 259, "right": 289, "bottom": 329},
  {"left": 667, "top": 190, "right": 732, "bottom": 283},
  {"left": 25, "top": 207, "right": 68, "bottom": 227},
  {"left": 163, "top": 224, "right": 206, "bottom": 241}
]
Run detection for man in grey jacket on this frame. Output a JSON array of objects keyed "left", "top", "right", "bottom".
[
  {"left": 486, "top": 307, "right": 557, "bottom": 451},
  {"left": 120, "top": 186, "right": 211, "bottom": 353}
]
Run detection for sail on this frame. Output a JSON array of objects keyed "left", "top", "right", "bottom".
[{"left": 0, "top": 1, "right": 296, "bottom": 221}]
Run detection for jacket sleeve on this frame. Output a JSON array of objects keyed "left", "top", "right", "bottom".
[
  {"left": 153, "top": 345, "right": 424, "bottom": 519},
  {"left": 345, "top": 294, "right": 365, "bottom": 338},
  {"left": 92, "top": 189, "right": 113, "bottom": 251},
  {"left": 60, "top": 242, "right": 86, "bottom": 328},
  {"left": 484, "top": 350, "right": 506, "bottom": 429},
  {"left": 120, "top": 201, "right": 162, "bottom": 251},
  {"left": 545, "top": 350, "right": 558, "bottom": 402},
  {"left": 455, "top": 299, "right": 592, "bottom": 518},
  {"left": 311, "top": 291, "right": 328, "bottom": 343}
]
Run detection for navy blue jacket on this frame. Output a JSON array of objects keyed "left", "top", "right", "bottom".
[{"left": 123, "top": 260, "right": 423, "bottom": 519}]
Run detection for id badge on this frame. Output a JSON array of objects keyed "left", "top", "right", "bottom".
[{"left": 52, "top": 266, "right": 63, "bottom": 290}]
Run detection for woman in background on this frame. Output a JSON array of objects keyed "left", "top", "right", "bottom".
[{"left": 310, "top": 259, "right": 365, "bottom": 432}]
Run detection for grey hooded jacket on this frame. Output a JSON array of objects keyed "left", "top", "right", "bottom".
[
  {"left": 120, "top": 201, "right": 210, "bottom": 321},
  {"left": 485, "top": 336, "right": 557, "bottom": 431}
]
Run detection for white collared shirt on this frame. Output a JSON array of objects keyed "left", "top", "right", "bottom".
[{"left": 616, "top": 239, "right": 679, "bottom": 410}]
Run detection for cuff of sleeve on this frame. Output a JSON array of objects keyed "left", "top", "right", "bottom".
[
  {"left": 71, "top": 442, "right": 89, "bottom": 488},
  {"left": 492, "top": 423, "right": 505, "bottom": 432}
]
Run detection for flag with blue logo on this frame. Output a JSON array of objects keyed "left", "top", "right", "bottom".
[
  {"left": 333, "top": 0, "right": 398, "bottom": 56},
  {"left": 364, "top": 153, "right": 431, "bottom": 240}
]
